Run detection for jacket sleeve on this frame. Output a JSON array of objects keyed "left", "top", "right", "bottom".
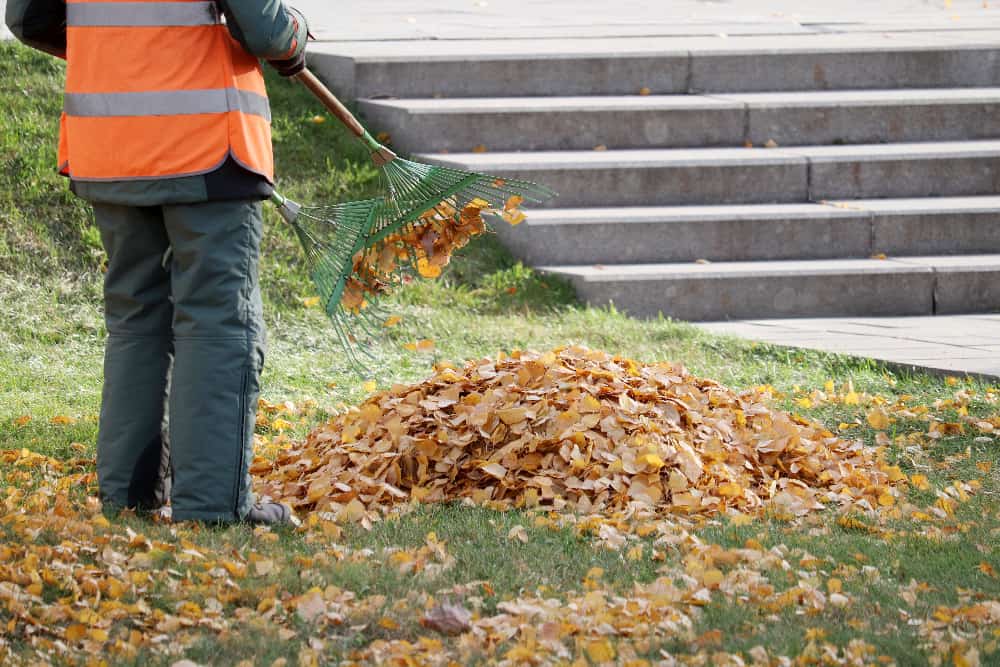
[
  {"left": 217, "top": 0, "right": 307, "bottom": 60},
  {"left": 5, "top": 0, "right": 67, "bottom": 59}
]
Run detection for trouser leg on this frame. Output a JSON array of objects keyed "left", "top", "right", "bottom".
[
  {"left": 92, "top": 203, "right": 173, "bottom": 512},
  {"left": 164, "top": 200, "right": 266, "bottom": 522}
]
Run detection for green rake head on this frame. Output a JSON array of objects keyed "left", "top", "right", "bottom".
[
  {"left": 275, "top": 68, "right": 558, "bottom": 371},
  {"left": 358, "top": 131, "right": 557, "bottom": 278},
  {"left": 271, "top": 193, "right": 391, "bottom": 366},
  {"left": 271, "top": 137, "right": 556, "bottom": 372},
  {"left": 272, "top": 162, "right": 554, "bottom": 371}
]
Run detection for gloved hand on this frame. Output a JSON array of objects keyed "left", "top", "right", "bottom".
[{"left": 267, "top": 7, "right": 308, "bottom": 77}]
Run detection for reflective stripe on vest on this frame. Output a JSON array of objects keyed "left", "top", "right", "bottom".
[
  {"left": 66, "top": 1, "right": 220, "bottom": 27},
  {"left": 60, "top": 0, "right": 274, "bottom": 182},
  {"left": 65, "top": 89, "right": 271, "bottom": 121}
]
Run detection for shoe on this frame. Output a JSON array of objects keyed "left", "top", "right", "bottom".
[{"left": 244, "top": 501, "right": 300, "bottom": 527}]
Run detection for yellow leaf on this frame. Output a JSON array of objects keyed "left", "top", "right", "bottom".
[
  {"left": 843, "top": 391, "right": 860, "bottom": 405},
  {"left": 638, "top": 87, "right": 651, "bottom": 95},
  {"left": 585, "top": 639, "right": 616, "bottom": 662},
  {"left": 300, "top": 296, "right": 321, "bottom": 308},
  {"left": 501, "top": 209, "right": 527, "bottom": 226},
  {"left": 417, "top": 257, "right": 442, "bottom": 278},
  {"left": 65, "top": 624, "right": 87, "bottom": 641},
  {"left": 309, "top": 115, "right": 326, "bottom": 124},
  {"left": 978, "top": 562, "right": 997, "bottom": 578},
  {"left": 271, "top": 418, "right": 293, "bottom": 432},
  {"left": 702, "top": 569, "right": 724, "bottom": 587},
  {"left": 379, "top": 616, "right": 399, "bottom": 630},
  {"left": 717, "top": 482, "right": 742, "bottom": 498},
  {"left": 50, "top": 415, "right": 76, "bottom": 425},
  {"left": 383, "top": 315, "right": 402, "bottom": 327},
  {"left": 945, "top": 376, "right": 960, "bottom": 386},
  {"left": 626, "top": 545, "right": 644, "bottom": 561},
  {"left": 88, "top": 628, "right": 109, "bottom": 642},
  {"left": 827, "top": 578, "right": 842, "bottom": 594},
  {"left": 641, "top": 453, "right": 665, "bottom": 470},
  {"left": 877, "top": 491, "right": 895, "bottom": 507},
  {"left": 911, "top": 474, "right": 931, "bottom": 491},
  {"left": 883, "top": 465, "right": 906, "bottom": 483},
  {"left": 866, "top": 408, "right": 890, "bottom": 430},
  {"left": 497, "top": 408, "right": 527, "bottom": 425},
  {"left": 504, "top": 195, "right": 524, "bottom": 211},
  {"left": 416, "top": 339, "right": 436, "bottom": 353},
  {"left": 796, "top": 397, "right": 813, "bottom": 409},
  {"left": 976, "top": 461, "right": 992, "bottom": 474},
  {"left": 222, "top": 561, "right": 247, "bottom": 578},
  {"left": 668, "top": 470, "right": 688, "bottom": 492},
  {"left": 362, "top": 380, "right": 377, "bottom": 393},
  {"left": 824, "top": 380, "right": 835, "bottom": 393},
  {"left": 14, "top": 415, "right": 31, "bottom": 427}
]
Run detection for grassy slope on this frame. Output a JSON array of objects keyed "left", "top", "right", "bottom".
[{"left": 1, "top": 41, "right": 998, "bottom": 665}]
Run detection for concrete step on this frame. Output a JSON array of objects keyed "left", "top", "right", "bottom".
[
  {"left": 311, "top": 34, "right": 1000, "bottom": 98},
  {"left": 734, "top": 89, "right": 1000, "bottom": 147},
  {"left": 361, "top": 89, "right": 1000, "bottom": 153},
  {"left": 791, "top": 141, "right": 1000, "bottom": 200},
  {"left": 837, "top": 196, "right": 1000, "bottom": 257},
  {"left": 360, "top": 96, "right": 745, "bottom": 153},
  {"left": 422, "top": 148, "right": 807, "bottom": 208},
  {"left": 539, "top": 255, "right": 1000, "bottom": 321},
  {"left": 493, "top": 197, "right": 1000, "bottom": 265},
  {"left": 419, "top": 141, "right": 1000, "bottom": 207}
]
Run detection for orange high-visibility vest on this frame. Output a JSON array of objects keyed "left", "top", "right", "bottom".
[{"left": 60, "top": 0, "right": 274, "bottom": 182}]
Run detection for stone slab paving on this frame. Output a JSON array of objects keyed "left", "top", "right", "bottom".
[
  {"left": 697, "top": 316, "right": 1000, "bottom": 380},
  {"left": 292, "top": 0, "right": 1000, "bottom": 41}
]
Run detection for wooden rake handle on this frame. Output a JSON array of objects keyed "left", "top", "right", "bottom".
[
  {"left": 293, "top": 68, "right": 398, "bottom": 166},
  {"left": 294, "top": 67, "right": 367, "bottom": 138}
]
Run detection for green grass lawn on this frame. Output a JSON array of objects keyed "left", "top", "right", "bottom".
[{"left": 1, "top": 42, "right": 998, "bottom": 666}]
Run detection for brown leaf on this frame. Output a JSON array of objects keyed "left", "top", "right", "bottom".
[{"left": 420, "top": 602, "right": 472, "bottom": 636}]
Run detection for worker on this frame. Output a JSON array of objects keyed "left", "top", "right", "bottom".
[{"left": 5, "top": 0, "right": 309, "bottom": 525}]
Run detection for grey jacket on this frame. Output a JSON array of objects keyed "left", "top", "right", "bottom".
[{"left": 5, "top": 0, "right": 308, "bottom": 206}]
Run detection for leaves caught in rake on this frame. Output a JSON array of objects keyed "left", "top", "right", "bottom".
[
  {"left": 271, "top": 68, "right": 557, "bottom": 370},
  {"left": 273, "top": 167, "right": 554, "bottom": 370}
]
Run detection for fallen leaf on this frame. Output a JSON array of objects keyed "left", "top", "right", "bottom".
[
  {"left": 507, "top": 525, "right": 528, "bottom": 543},
  {"left": 420, "top": 602, "right": 472, "bottom": 636}
]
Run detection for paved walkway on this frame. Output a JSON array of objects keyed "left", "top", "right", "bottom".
[
  {"left": 698, "top": 317, "right": 1000, "bottom": 380},
  {"left": 293, "top": 0, "right": 999, "bottom": 41},
  {"left": 5, "top": 0, "right": 999, "bottom": 41}
]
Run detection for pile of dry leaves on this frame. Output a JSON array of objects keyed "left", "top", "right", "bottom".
[{"left": 255, "top": 346, "right": 897, "bottom": 522}]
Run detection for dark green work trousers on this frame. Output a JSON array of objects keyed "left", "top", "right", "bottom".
[{"left": 93, "top": 200, "right": 266, "bottom": 522}]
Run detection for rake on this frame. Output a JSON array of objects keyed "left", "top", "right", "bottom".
[{"left": 270, "top": 68, "right": 556, "bottom": 363}]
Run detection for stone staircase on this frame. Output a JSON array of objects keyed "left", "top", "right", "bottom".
[{"left": 311, "top": 34, "right": 1000, "bottom": 320}]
